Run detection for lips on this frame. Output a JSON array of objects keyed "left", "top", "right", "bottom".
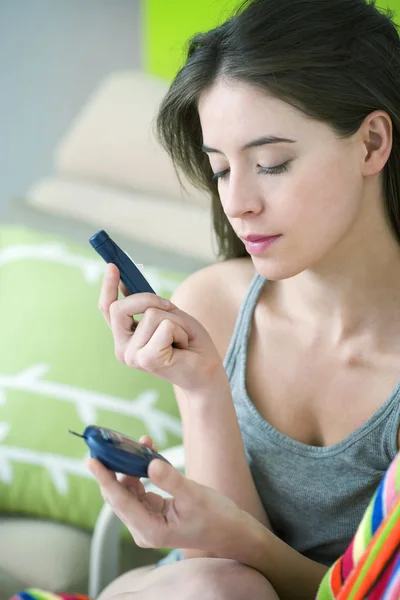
[
  {"left": 245, "top": 236, "right": 271, "bottom": 242},
  {"left": 241, "top": 234, "right": 279, "bottom": 242},
  {"left": 242, "top": 234, "right": 282, "bottom": 256}
]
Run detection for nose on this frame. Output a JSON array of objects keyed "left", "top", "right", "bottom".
[{"left": 221, "top": 172, "right": 264, "bottom": 219}]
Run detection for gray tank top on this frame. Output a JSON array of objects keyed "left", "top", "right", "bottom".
[{"left": 222, "top": 273, "right": 400, "bottom": 566}]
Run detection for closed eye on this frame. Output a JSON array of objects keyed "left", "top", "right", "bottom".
[{"left": 211, "top": 160, "right": 291, "bottom": 182}]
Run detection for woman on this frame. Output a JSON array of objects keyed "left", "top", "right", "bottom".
[{"left": 89, "top": 0, "right": 400, "bottom": 598}]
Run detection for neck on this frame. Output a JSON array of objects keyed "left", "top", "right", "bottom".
[{"left": 276, "top": 200, "right": 400, "bottom": 344}]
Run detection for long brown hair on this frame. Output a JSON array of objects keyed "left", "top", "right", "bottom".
[{"left": 155, "top": 0, "right": 400, "bottom": 261}]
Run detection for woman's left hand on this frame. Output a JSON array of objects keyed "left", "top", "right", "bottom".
[{"left": 86, "top": 441, "right": 245, "bottom": 554}]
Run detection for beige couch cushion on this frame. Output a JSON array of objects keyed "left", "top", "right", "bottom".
[
  {"left": 0, "top": 518, "right": 160, "bottom": 599},
  {"left": 0, "top": 518, "right": 91, "bottom": 597},
  {"left": 26, "top": 177, "right": 216, "bottom": 262},
  {"left": 55, "top": 70, "right": 208, "bottom": 208}
]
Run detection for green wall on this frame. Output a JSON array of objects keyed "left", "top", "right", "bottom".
[
  {"left": 144, "top": 0, "right": 400, "bottom": 82},
  {"left": 378, "top": 0, "right": 400, "bottom": 19},
  {"left": 143, "top": 0, "right": 239, "bottom": 80}
]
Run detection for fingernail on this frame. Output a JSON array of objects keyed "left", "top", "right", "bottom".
[{"left": 161, "top": 298, "right": 172, "bottom": 307}]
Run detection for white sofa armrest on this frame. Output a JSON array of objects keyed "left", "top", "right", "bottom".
[{"left": 88, "top": 444, "right": 185, "bottom": 598}]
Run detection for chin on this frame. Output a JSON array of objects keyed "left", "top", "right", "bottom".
[{"left": 251, "top": 257, "right": 306, "bottom": 281}]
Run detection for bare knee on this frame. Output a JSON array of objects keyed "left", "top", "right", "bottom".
[
  {"left": 98, "top": 558, "right": 280, "bottom": 600},
  {"left": 97, "top": 564, "right": 157, "bottom": 600},
  {"left": 190, "top": 558, "right": 280, "bottom": 600}
]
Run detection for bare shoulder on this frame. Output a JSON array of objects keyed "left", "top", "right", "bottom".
[{"left": 170, "top": 257, "right": 256, "bottom": 360}]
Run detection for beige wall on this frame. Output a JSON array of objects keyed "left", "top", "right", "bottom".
[{"left": 0, "top": 0, "right": 143, "bottom": 209}]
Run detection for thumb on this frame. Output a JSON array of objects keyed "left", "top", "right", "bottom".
[
  {"left": 148, "top": 459, "right": 186, "bottom": 497},
  {"left": 86, "top": 458, "right": 117, "bottom": 485}
]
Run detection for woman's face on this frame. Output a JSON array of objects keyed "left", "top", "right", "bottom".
[{"left": 198, "top": 78, "right": 368, "bottom": 280}]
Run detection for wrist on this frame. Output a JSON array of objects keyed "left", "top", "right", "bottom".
[
  {"left": 204, "top": 504, "right": 258, "bottom": 563},
  {"left": 182, "top": 368, "right": 231, "bottom": 402},
  {"left": 218, "top": 508, "right": 265, "bottom": 564}
]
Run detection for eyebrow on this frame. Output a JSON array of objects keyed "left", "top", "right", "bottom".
[{"left": 201, "top": 135, "right": 296, "bottom": 154}]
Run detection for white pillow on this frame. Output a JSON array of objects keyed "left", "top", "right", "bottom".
[
  {"left": 26, "top": 176, "right": 217, "bottom": 262},
  {"left": 55, "top": 70, "right": 208, "bottom": 208}
]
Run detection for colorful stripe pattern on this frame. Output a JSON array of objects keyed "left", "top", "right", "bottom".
[
  {"left": 317, "top": 452, "right": 400, "bottom": 599},
  {"left": 10, "top": 590, "right": 91, "bottom": 600}
]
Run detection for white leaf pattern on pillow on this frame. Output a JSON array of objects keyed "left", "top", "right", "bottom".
[
  {"left": 0, "top": 243, "right": 105, "bottom": 284},
  {"left": 77, "top": 402, "right": 98, "bottom": 426},
  {"left": 0, "top": 365, "right": 182, "bottom": 446},
  {"left": 0, "top": 443, "right": 92, "bottom": 493},
  {"left": 0, "top": 243, "right": 184, "bottom": 294},
  {"left": 0, "top": 458, "right": 13, "bottom": 485},
  {"left": 0, "top": 422, "right": 10, "bottom": 443}
]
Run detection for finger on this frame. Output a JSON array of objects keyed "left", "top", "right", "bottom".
[
  {"left": 131, "top": 318, "right": 139, "bottom": 333},
  {"left": 131, "top": 310, "right": 192, "bottom": 353},
  {"left": 86, "top": 458, "right": 117, "bottom": 485},
  {"left": 117, "top": 293, "right": 174, "bottom": 317},
  {"left": 164, "top": 304, "right": 196, "bottom": 334},
  {"left": 98, "top": 264, "right": 121, "bottom": 327},
  {"left": 148, "top": 319, "right": 189, "bottom": 353},
  {"left": 110, "top": 299, "right": 176, "bottom": 363},
  {"left": 148, "top": 459, "right": 186, "bottom": 498},
  {"left": 119, "top": 281, "right": 131, "bottom": 297},
  {"left": 139, "top": 435, "right": 158, "bottom": 453},
  {"left": 162, "top": 306, "right": 196, "bottom": 342},
  {"left": 142, "top": 491, "right": 166, "bottom": 514},
  {"left": 87, "top": 460, "right": 142, "bottom": 496},
  {"left": 118, "top": 474, "right": 147, "bottom": 498},
  {"left": 86, "top": 459, "right": 152, "bottom": 524},
  {"left": 128, "top": 320, "right": 189, "bottom": 370}
]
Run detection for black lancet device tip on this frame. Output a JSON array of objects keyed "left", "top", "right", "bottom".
[{"left": 68, "top": 429, "right": 86, "bottom": 439}]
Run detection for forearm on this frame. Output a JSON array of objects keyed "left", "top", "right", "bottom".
[
  {"left": 175, "top": 371, "right": 270, "bottom": 533},
  {"left": 226, "top": 510, "right": 328, "bottom": 600}
]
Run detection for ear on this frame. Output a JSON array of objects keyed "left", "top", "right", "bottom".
[{"left": 359, "top": 110, "right": 392, "bottom": 177}]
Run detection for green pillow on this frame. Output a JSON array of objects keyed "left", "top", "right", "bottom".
[{"left": 0, "top": 224, "right": 187, "bottom": 537}]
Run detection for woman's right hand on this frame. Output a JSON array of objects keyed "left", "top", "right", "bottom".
[
  {"left": 99, "top": 263, "right": 228, "bottom": 393},
  {"left": 87, "top": 432, "right": 245, "bottom": 557}
]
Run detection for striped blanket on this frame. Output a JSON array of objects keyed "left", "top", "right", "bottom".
[{"left": 317, "top": 452, "right": 400, "bottom": 599}]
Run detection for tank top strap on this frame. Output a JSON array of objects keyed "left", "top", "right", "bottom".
[{"left": 223, "top": 272, "right": 266, "bottom": 377}]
